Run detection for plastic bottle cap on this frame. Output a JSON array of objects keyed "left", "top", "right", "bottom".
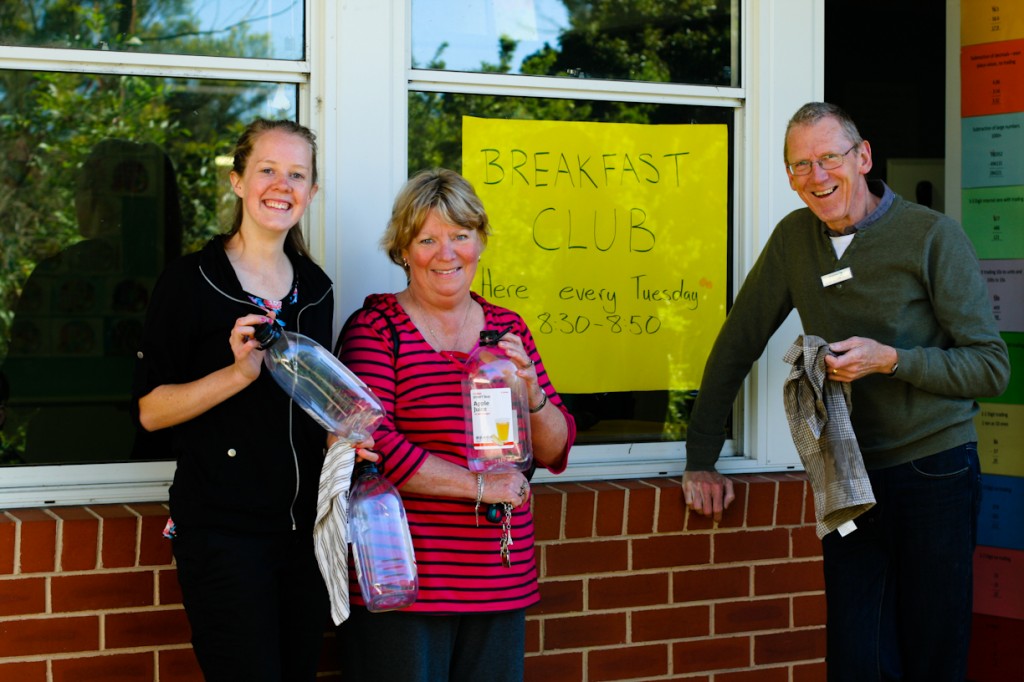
[
  {"left": 479, "top": 329, "right": 500, "bottom": 345},
  {"left": 355, "top": 460, "right": 381, "bottom": 477},
  {"left": 252, "top": 323, "right": 281, "bottom": 350}
]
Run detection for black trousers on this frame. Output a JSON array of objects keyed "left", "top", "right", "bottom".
[
  {"left": 337, "top": 605, "right": 527, "bottom": 682},
  {"left": 173, "top": 527, "right": 330, "bottom": 682}
]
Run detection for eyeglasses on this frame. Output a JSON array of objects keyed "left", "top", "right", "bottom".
[{"left": 786, "top": 144, "right": 858, "bottom": 176}]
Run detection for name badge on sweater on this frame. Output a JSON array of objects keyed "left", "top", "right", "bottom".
[{"left": 821, "top": 267, "right": 853, "bottom": 288}]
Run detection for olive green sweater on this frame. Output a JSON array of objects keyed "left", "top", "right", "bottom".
[{"left": 686, "top": 185, "right": 1010, "bottom": 471}]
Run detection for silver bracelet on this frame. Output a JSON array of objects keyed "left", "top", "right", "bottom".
[
  {"left": 529, "top": 390, "right": 548, "bottom": 414},
  {"left": 474, "top": 473, "right": 484, "bottom": 527}
]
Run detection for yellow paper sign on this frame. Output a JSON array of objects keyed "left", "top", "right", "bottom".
[
  {"left": 462, "top": 116, "right": 728, "bottom": 393},
  {"left": 962, "top": 0, "right": 1024, "bottom": 46},
  {"left": 976, "top": 402, "right": 1024, "bottom": 477}
]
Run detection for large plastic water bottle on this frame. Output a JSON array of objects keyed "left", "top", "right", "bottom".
[
  {"left": 462, "top": 329, "right": 533, "bottom": 473},
  {"left": 253, "top": 323, "right": 383, "bottom": 443},
  {"left": 348, "top": 461, "right": 419, "bottom": 612}
]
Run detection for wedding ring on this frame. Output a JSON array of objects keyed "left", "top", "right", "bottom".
[{"left": 832, "top": 369, "right": 838, "bottom": 375}]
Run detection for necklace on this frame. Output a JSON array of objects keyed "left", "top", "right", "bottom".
[{"left": 407, "top": 294, "right": 474, "bottom": 352}]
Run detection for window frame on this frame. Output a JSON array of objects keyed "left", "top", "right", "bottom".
[
  {"left": 0, "top": 3, "right": 326, "bottom": 507},
  {"left": 404, "top": 75, "right": 744, "bottom": 484},
  {"left": 0, "top": 0, "right": 826, "bottom": 507}
]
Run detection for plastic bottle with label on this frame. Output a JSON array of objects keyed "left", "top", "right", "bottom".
[
  {"left": 348, "top": 461, "right": 419, "bottom": 612},
  {"left": 253, "top": 323, "right": 383, "bottom": 443},
  {"left": 462, "top": 329, "right": 533, "bottom": 473}
]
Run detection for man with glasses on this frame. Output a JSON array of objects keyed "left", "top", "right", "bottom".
[{"left": 679, "top": 102, "right": 1008, "bottom": 681}]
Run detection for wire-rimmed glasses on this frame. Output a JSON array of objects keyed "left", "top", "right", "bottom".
[{"left": 787, "top": 144, "right": 858, "bottom": 176}]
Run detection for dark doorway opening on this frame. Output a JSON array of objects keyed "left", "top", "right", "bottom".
[{"left": 825, "top": 1, "right": 946, "bottom": 195}]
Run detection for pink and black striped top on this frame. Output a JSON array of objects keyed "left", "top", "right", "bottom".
[{"left": 338, "top": 292, "right": 575, "bottom": 614}]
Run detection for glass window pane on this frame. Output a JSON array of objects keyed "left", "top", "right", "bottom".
[
  {"left": 408, "top": 92, "right": 734, "bottom": 444},
  {"left": 0, "top": 69, "right": 298, "bottom": 466},
  {"left": 0, "top": 1, "right": 304, "bottom": 60},
  {"left": 412, "top": 0, "right": 738, "bottom": 87}
]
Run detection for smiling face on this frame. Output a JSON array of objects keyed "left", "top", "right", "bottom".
[
  {"left": 403, "top": 209, "right": 483, "bottom": 304},
  {"left": 786, "top": 116, "right": 873, "bottom": 234},
  {"left": 230, "top": 128, "right": 318, "bottom": 237}
]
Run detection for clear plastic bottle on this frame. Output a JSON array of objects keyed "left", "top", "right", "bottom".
[
  {"left": 462, "top": 329, "right": 533, "bottom": 473},
  {"left": 348, "top": 461, "right": 419, "bottom": 612},
  {"left": 253, "top": 323, "right": 383, "bottom": 442}
]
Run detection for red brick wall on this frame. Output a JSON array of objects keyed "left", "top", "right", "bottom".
[
  {"left": 522, "top": 474, "right": 826, "bottom": 682},
  {"left": 0, "top": 474, "right": 827, "bottom": 681}
]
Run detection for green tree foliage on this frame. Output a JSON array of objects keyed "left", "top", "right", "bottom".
[
  {"left": 554, "top": 0, "right": 734, "bottom": 86},
  {"left": 409, "top": 38, "right": 588, "bottom": 174},
  {"left": 0, "top": 1, "right": 274, "bottom": 359},
  {"left": 408, "top": 0, "right": 733, "bottom": 173}
]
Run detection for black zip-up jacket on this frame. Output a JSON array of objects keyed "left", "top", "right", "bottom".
[{"left": 133, "top": 236, "right": 334, "bottom": 534}]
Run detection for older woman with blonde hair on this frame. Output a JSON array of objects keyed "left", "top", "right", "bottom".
[{"left": 335, "top": 168, "right": 575, "bottom": 681}]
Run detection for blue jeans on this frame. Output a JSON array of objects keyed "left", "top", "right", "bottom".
[{"left": 821, "top": 443, "right": 981, "bottom": 682}]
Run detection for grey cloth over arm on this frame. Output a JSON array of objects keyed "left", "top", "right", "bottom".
[
  {"left": 783, "top": 335, "right": 875, "bottom": 539},
  {"left": 313, "top": 440, "right": 356, "bottom": 625}
]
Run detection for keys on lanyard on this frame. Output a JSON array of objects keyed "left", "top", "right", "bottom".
[{"left": 499, "top": 502, "right": 513, "bottom": 568}]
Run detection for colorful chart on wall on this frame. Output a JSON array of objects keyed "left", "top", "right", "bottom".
[
  {"left": 978, "top": 474, "right": 1024, "bottom": 551},
  {"left": 961, "top": 112, "right": 1024, "bottom": 190},
  {"left": 961, "top": 39, "right": 1024, "bottom": 118},
  {"left": 981, "top": 260, "right": 1024, "bottom": 332},
  {"left": 961, "top": 186, "right": 1024, "bottom": 259},
  {"left": 973, "top": 546, "right": 1024, "bottom": 621},
  {"left": 975, "top": 402, "right": 1024, "bottom": 477},
  {"left": 461, "top": 116, "right": 728, "bottom": 393},
  {"left": 962, "top": 0, "right": 1024, "bottom": 47},
  {"left": 985, "top": 332, "right": 1024, "bottom": 405}
]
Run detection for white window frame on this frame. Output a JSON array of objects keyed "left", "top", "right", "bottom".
[
  {"left": 325, "top": 0, "right": 824, "bottom": 485},
  {"left": 0, "top": 4, "right": 324, "bottom": 508},
  {"left": 0, "top": 0, "right": 824, "bottom": 507}
]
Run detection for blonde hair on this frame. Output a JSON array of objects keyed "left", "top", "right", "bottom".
[{"left": 381, "top": 168, "right": 490, "bottom": 267}]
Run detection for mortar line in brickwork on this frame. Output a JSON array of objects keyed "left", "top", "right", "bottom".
[
  {"left": 588, "top": 486, "right": 598, "bottom": 538},
  {"left": 92, "top": 506, "right": 107, "bottom": 569},
  {"left": 579, "top": 481, "right": 609, "bottom": 538},
  {"left": 155, "top": 567, "right": 165, "bottom": 606},
  {"left": 5, "top": 510, "right": 21, "bottom": 575},
  {"left": 111, "top": 503, "right": 144, "bottom": 569},
  {"left": 27, "top": 508, "right": 59, "bottom": 575},
  {"left": 652, "top": 484, "right": 662, "bottom": 536},
  {"left": 84, "top": 507, "right": 103, "bottom": 571},
  {"left": 54, "top": 511, "right": 66, "bottom": 574},
  {"left": 745, "top": 479, "right": 755, "bottom": 528},
  {"left": 134, "top": 507, "right": 145, "bottom": 569}
]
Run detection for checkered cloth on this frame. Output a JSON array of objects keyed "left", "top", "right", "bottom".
[
  {"left": 783, "top": 335, "right": 875, "bottom": 539},
  {"left": 313, "top": 440, "right": 357, "bottom": 625}
]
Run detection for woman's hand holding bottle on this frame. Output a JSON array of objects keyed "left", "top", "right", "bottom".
[{"left": 230, "top": 313, "right": 275, "bottom": 383}]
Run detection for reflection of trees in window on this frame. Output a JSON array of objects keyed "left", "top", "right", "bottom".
[
  {"left": 0, "top": 69, "right": 255, "bottom": 359},
  {"left": 0, "top": 2, "right": 289, "bottom": 464},
  {"left": 0, "top": 4, "right": 281, "bottom": 356},
  {"left": 2, "top": 139, "right": 182, "bottom": 465},
  {"left": 551, "top": 0, "right": 736, "bottom": 85},
  {"left": 410, "top": 0, "right": 736, "bottom": 174},
  {"left": 0, "top": 0, "right": 278, "bottom": 58},
  {"left": 413, "top": 0, "right": 736, "bottom": 86}
]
